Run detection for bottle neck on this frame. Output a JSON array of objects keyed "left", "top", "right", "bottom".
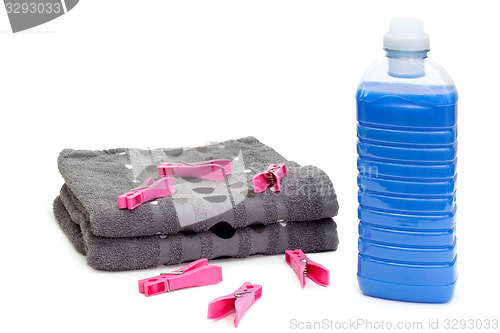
[
  {"left": 385, "top": 49, "right": 429, "bottom": 78},
  {"left": 385, "top": 49, "right": 428, "bottom": 59}
]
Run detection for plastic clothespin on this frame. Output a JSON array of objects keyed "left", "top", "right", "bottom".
[
  {"left": 157, "top": 159, "right": 232, "bottom": 181},
  {"left": 285, "top": 249, "right": 330, "bottom": 288},
  {"left": 138, "top": 259, "right": 222, "bottom": 297},
  {"left": 118, "top": 177, "right": 176, "bottom": 210},
  {"left": 252, "top": 163, "right": 287, "bottom": 193},
  {"left": 207, "top": 282, "right": 262, "bottom": 327}
]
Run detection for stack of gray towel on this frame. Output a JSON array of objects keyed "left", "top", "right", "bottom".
[{"left": 53, "top": 137, "right": 339, "bottom": 271}]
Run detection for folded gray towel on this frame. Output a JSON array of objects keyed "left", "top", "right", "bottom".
[
  {"left": 58, "top": 136, "right": 338, "bottom": 238},
  {"left": 54, "top": 196, "right": 339, "bottom": 271},
  {"left": 53, "top": 136, "right": 340, "bottom": 271}
]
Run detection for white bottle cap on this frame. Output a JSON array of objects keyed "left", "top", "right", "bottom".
[{"left": 383, "top": 17, "right": 430, "bottom": 51}]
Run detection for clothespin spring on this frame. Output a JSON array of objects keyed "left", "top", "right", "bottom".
[
  {"left": 234, "top": 290, "right": 253, "bottom": 298},
  {"left": 300, "top": 255, "right": 308, "bottom": 277}
]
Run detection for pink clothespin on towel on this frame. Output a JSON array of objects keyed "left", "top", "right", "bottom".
[
  {"left": 138, "top": 259, "right": 222, "bottom": 297},
  {"left": 207, "top": 282, "right": 262, "bottom": 327},
  {"left": 252, "top": 163, "right": 287, "bottom": 193},
  {"left": 285, "top": 249, "right": 330, "bottom": 288},
  {"left": 157, "top": 159, "right": 232, "bottom": 181},
  {"left": 118, "top": 177, "right": 176, "bottom": 210}
]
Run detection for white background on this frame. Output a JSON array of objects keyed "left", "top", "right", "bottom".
[{"left": 1, "top": 1, "right": 499, "bottom": 332}]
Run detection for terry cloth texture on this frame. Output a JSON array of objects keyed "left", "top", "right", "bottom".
[{"left": 53, "top": 136, "right": 339, "bottom": 271}]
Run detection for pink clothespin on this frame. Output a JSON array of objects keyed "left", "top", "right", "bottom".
[
  {"left": 138, "top": 259, "right": 222, "bottom": 297},
  {"left": 252, "top": 163, "right": 287, "bottom": 193},
  {"left": 157, "top": 159, "right": 232, "bottom": 181},
  {"left": 207, "top": 282, "right": 262, "bottom": 327},
  {"left": 285, "top": 249, "right": 330, "bottom": 288},
  {"left": 118, "top": 177, "right": 176, "bottom": 210}
]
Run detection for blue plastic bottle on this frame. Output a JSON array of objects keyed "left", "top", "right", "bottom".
[{"left": 356, "top": 18, "right": 458, "bottom": 303}]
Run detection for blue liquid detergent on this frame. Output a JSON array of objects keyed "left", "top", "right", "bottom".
[{"left": 356, "top": 81, "right": 458, "bottom": 303}]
